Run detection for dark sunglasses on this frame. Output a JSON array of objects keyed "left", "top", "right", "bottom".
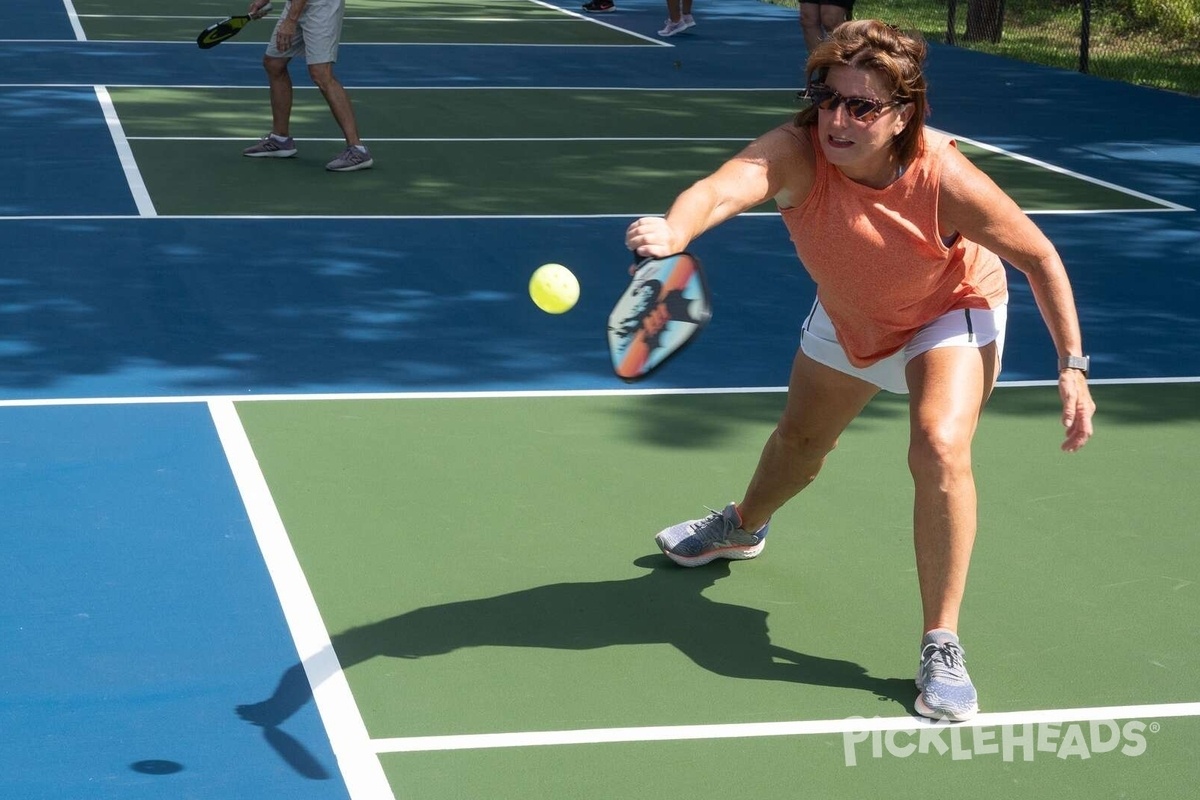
[{"left": 805, "top": 82, "right": 903, "bottom": 122}]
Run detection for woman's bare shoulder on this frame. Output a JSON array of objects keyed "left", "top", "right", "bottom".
[{"left": 750, "top": 123, "right": 815, "bottom": 208}]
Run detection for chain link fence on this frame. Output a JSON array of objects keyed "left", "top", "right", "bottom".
[{"left": 772, "top": 0, "right": 1200, "bottom": 95}]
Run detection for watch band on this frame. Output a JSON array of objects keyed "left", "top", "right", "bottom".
[{"left": 1058, "top": 355, "right": 1090, "bottom": 376}]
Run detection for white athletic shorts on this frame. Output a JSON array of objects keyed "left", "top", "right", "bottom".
[
  {"left": 266, "top": 0, "right": 345, "bottom": 63},
  {"left": 799, "top": 298, "right": 1008, "bottom": 395}
]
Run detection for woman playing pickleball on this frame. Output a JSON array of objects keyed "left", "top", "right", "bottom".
[{"left": 623, "top": 19, "right": 1096, "bottom": 721}]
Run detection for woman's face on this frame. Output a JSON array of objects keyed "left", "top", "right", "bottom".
[{"left": 815, "top": 65, "right": 912, "bottom": 173}]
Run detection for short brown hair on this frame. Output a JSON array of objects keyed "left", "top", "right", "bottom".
[{"left": 794, "top": 20, "right": 929, "bottom": 165}]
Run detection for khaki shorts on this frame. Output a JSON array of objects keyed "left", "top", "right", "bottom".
[
  {"left": 266, "top": 0, "right": 345, "bottom": 64},
  {"left": 800, "top": 298, "right": 1008, "bottom": 395}
]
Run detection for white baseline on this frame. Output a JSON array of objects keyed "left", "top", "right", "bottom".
[
  {"left": 372, "top": 701, "right": 1200, "bottom": 753},
  {"left": 209, "top": 399, "right": 394, "bottom": 800}
]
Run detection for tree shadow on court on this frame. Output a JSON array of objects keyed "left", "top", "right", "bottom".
[
  {"left": 609, "top": 373, "right": 1200, "bottom": 455},
  {"left": 6, "top": 213, "right": 1200, "bottom": 426},
  {"left": 237, "top": 554, "right": 915, "bottom": 776},
  {"left": 607, "top": 389, "right": 915, "bottom": 451}
]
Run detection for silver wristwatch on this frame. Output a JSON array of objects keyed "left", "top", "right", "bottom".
[{"left": 1057, "top": 355, "right": 1090, "bottom": 376}]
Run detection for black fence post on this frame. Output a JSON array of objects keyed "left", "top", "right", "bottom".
[{"left": 1081, "top": 0, "right": 1092, "bottom": 73}]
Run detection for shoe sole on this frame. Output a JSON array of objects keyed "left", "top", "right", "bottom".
[
  {"left": 244, "top": 150, "right": 297, "bottom": 158},
  {"left": 914, "top": 692, "right": 979, "bottom": 722},
  {"left": 327, "top": 159, "right": 374, "bottom": 172},
  {"left": 659, "top": 540, "right": 765, "bottom": 567},
  {"left": 659, "top": 23, "right": 692, "bottom": 36}
]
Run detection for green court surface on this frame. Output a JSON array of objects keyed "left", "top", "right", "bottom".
[
  {"left": 235, "top": 383, "right": 1200, "bottom": 797},
  {"left": 79, "top": 0, "right": 579, "bottom": 18},
  {"left": 86, "top": 17, "right": 643, "bottom": 46},
  {"left": 108, "top": 87, "right": 1166, "bottom": 216},
  {"left": 14, "top": 0, "right": 1197, "bottom": 797},
  {"left": 77, "top": 0, "right": 645, "bottom": 46},
  {"left": 379, "top": 719, "right": 1200, "bottom": 799},
  {"left": 111, "top": 89, "right": 800, "bottom": 139}
]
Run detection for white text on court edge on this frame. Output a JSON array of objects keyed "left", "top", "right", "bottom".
[{"left": 841, "top": 719, "right": 1156, "bottom": 766}]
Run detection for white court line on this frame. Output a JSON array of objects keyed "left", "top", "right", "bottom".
[
  {"left": 372, "top": 701, "right": 1200, "bottom": 753},
  {"left": 532, "top": 0, "right": 666, "bottom": 46},
  {"left": 0, "top": 212, "right": 672, "bottom": 220},
  {"left": 0, "top": 39, "right": 655, "bottom": 48},
  {"left": 77, "top": 15, "right": 578, "bottom": 22},
  {"left": 94, "top": 85, "right": 156, "bottom": 217},
  {"left": 0, "top": 84, "right": 804, "bottom": 90},
  {"left": 208, "top": 400, "right": 394, "bottom": 800},
  {"left": 0, "top": 212, "right": 768, "bottom": 221},
  {"left": 0, "top": 84, "right": 1185, "bottom": 217},
  {"left": 61, "top": 0, "right": 85, "bottom": 41},
  {"left": 94, "top": 130, "right": 1200, "bottom": 214},
  {"left": 940, "top": 127, "right": 1194, "bottom": 212},
  {"left": 1, "top": 376, "right": 1198, "bottom": 409},
  {"left": 0, "top": 206, "right": 1182, "bottom": 220},
  {"left": 125, "top": 135, "right": 756, "bottom": 142}
]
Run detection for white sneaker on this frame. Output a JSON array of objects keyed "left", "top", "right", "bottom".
[
  {"left": 658, "top": 18, "right": 688, "bottom": 37},
  {"left": 681, "top": 14, "right": 696, "bottom": 30}
]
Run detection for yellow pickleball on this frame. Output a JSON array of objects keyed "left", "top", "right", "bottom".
[{"left": 529, "top": 263, "right": 580, "bottom": 314}]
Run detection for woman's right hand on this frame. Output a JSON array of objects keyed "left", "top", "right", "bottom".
[{"left": 624, "top": 216, "right": 684, "bottom": 265}]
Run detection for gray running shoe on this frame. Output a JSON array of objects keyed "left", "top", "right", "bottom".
[
  {"left": 326, "top": 145, "right": 374, "bottom": 172},
  {"left": 243, "top": 134, "right": 297, "bottom": 158},
  {"left": 655, "top": 503, "right": 768, "bottom": 567},
  {"left": 915, "top": 631, "right": 979, "bottom": 721}
]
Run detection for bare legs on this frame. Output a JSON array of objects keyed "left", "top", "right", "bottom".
[
  {"left": 307, "top": 62, "right": 363, "bottom": 146},
  {"left": 261, "top": 55, "right": 363, "bottom": 147},
  {"left": 263, "top": 55, "right": 294, "bottom": 137},
  {"left": 666, "top": 0, "right": 694, "bottom": 22},
  {"left": 905, "top": 343, "right": 997, "bottom": 634},
  {"left": 799, "top": 3, "right": 849, "bottom": 56},
  {"left": 733, "top": 342, "right": 996, "bottom": 637},
  {"left": 737, "top": 348, "right": 877, "bottom": 532}
]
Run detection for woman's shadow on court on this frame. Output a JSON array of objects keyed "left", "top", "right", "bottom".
[{"left": 237, "top": 554, "right": 915, "bottom": 774}]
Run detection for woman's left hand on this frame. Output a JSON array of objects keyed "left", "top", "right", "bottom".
[{"left": 1058, "top": 369, "right": 1095, "bottom": 452}]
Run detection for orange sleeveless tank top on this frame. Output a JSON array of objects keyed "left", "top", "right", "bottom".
[{"left": 778, "top": 126, "right": 1007, "bottom": 367}]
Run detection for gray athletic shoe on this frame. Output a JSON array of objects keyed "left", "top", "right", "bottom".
[
  {"left": 915, "top": 630, "right": 979, "bottom": 721},
  {"left": 243, "top": 134, "right": 297, "bottom": 158},
  {"left": 655, "top": 503, "right": 768, "bottom": 567},
  {"left": 326, "top": 145, "right": 374, "bottom": 172}
]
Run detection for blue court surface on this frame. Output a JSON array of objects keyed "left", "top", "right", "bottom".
[
  {"left": 2, "top": 0, "right": 1198, "bottom": 797},
  {"left": 1, "top": 402, "right": 346, "bottom": 798}
]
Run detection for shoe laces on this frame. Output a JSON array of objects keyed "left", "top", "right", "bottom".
[
  {"left": 921, "top": 641, "right": 967, "bottom": 683},
  {"left": 688, "top": 506, "right": 735, "bottom": 542}
]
